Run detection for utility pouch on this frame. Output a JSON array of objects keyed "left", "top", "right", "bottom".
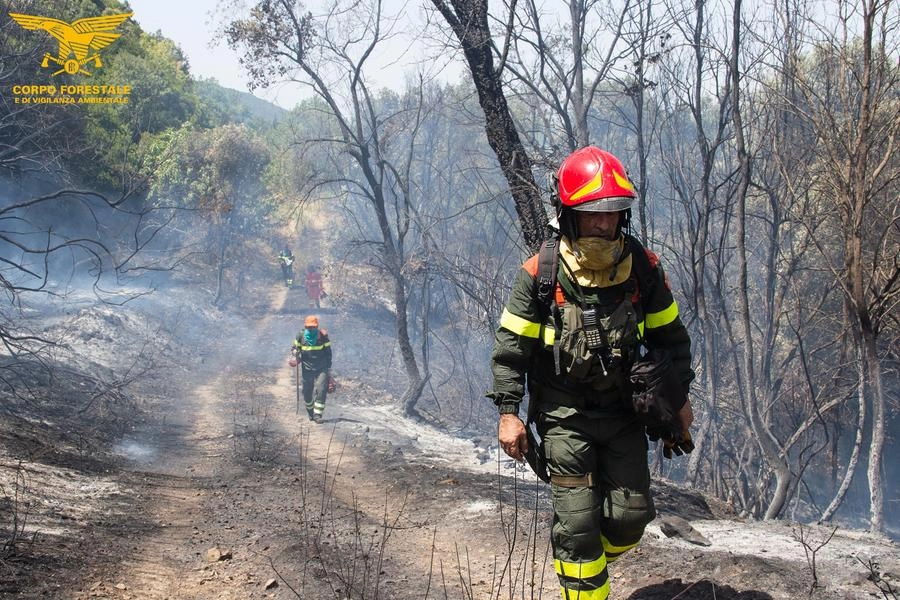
[
  {"left": 602, "top": 488, "right": 657, "bottom": 534},
  {"left": 557, "top": 301, "right": 639, "bottom": 384},
  {"left": 628, "top": 347, "right": 686, "bottom": 434},
  {"left": 557, "top": 304, "right": 596, "bottom": 381},
  {"left": 559, "top": 304, "right": 608, "bottom": 382}
]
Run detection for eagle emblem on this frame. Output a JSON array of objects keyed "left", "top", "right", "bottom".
[{"left": 8, "top": 12, "right": 133, "bottom": 76}]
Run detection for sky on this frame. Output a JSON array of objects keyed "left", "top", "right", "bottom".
[
  {"left": 125, "top": 0, "right": 461, "bottom": 110},
  {"left": 126, "top": 0, "right": 292, "bottom": 107}
]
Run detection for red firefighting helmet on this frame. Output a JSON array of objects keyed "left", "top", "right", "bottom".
[
  {"left": 304, "top": 315, "right": 319, "bottom": 328},
  {"left": 556, "top": 146, "right": 636, "bottom": 212}
]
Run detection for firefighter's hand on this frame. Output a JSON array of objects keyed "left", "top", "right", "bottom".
[
  {"left": 499, "top": 414, "right": 528, "bottom": 463},
  {"left": 678, "top": 399, "right": 694, "bottom": 430},
  {"left": 663, "top": 430, "right": 695, "bottom": 459}
]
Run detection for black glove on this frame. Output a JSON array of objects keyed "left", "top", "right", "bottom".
[
  {"left": 629, "top": 348, "right": 686, "bottom": 431},
  {"left": 661, "top": 430, "right": 694, "bottom": 459},
  {"left": 646, "top": 427, "right": 666, "bottom": 443}
]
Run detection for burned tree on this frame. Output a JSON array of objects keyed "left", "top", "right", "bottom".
[{"left": 428, "top": 0, "right": 547, "bottom": 252}]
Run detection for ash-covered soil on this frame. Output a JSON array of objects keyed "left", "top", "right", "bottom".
[{"left": 1, "top": 268, "right": 898, "bottom": 600}]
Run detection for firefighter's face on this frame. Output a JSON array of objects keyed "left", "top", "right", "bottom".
[{"left": 576, "top": 211, "right": 620, "bottom": 240}]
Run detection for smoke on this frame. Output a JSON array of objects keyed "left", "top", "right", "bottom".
[{"left": 0, "top": 175, "right": 195, "bottom": 306}]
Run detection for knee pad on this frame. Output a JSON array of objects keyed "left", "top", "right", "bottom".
[
  {"left": 601, "top": 487, "right": 655, "bottom": 550},
  {"left": 551, "top": 483, "right": 604, "bottom": 561}
]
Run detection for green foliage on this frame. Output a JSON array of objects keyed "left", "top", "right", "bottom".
[
  {"left": 1, "top": 0, "right": 201, "bottom": 186},
  {"left": 2, "top": 0, "right": 297, "bottom": 210},
  {"left": 147, "top": 123, "right": 272, "bottom": 221},
  {"left": 0, "top": 1, "right": 79, "bottom": 173},
  {"left": 143, "top": 122, "right": 275, "bottom": 302},
  {"left": 72, "top": 28, "right": 197, "bottom": 188}
]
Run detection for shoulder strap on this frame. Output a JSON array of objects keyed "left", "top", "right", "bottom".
[
  {"left": 533, "top": 236, "right": 565, "bottom": 377},
  {"left": 535, "top": 237, "right": 560, "bottom": 311}
]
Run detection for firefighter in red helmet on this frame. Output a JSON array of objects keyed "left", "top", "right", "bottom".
[{"left": 488, "top": 146, "right": 695, "bottom": 599}]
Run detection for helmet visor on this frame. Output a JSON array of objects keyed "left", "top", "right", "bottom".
[{"left": 572, "top": 196, "right": 633, "bottom": 212}]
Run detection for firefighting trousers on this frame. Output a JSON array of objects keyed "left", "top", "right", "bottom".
[
  {"left": 538, "top": 412, "right": 655, "bottom": 599},
  {"left": 302, "top": 370, "right": 328, "bottom": 417}
]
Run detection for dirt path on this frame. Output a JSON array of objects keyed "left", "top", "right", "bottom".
[{"left": 55, "top": 283, "right": 554, "bottom": 600}]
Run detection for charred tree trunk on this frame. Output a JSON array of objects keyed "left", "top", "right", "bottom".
[
  {"left": 360, "top": 150, "right": 427, "bottom": 419},
  {"left": 820, "top": 355, "right": 865, "bottom": 522},
  {"left": 390, "top": 265, "right": 425, "bottom": 418},
  {"left": 430, "top": 0, "right": 547, "bottom": 252},
  {"left": 851, "top": 1, "right": 884, "bottom": 532},
  {"left": 862, "top": 329, "right": 885, "bottom": 531}
]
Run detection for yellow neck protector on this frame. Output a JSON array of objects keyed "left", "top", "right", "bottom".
[{"left": 560, "top": 236, "right": 632, "bottom": 288}]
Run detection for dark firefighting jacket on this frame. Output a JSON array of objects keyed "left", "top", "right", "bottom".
[
  {"left": 488, "top": 242, "right": 694, "bottom": 417},
  {"left": 293, "top": 329, "right": 332, "bottom": 374}
]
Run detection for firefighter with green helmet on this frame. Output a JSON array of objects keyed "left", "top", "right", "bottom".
[
  {"left": 278, "top": 246, "right": 295, "bottom": 287},
  {"left": 488, "top": 146, "right": 695, "bottom": 600}
]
